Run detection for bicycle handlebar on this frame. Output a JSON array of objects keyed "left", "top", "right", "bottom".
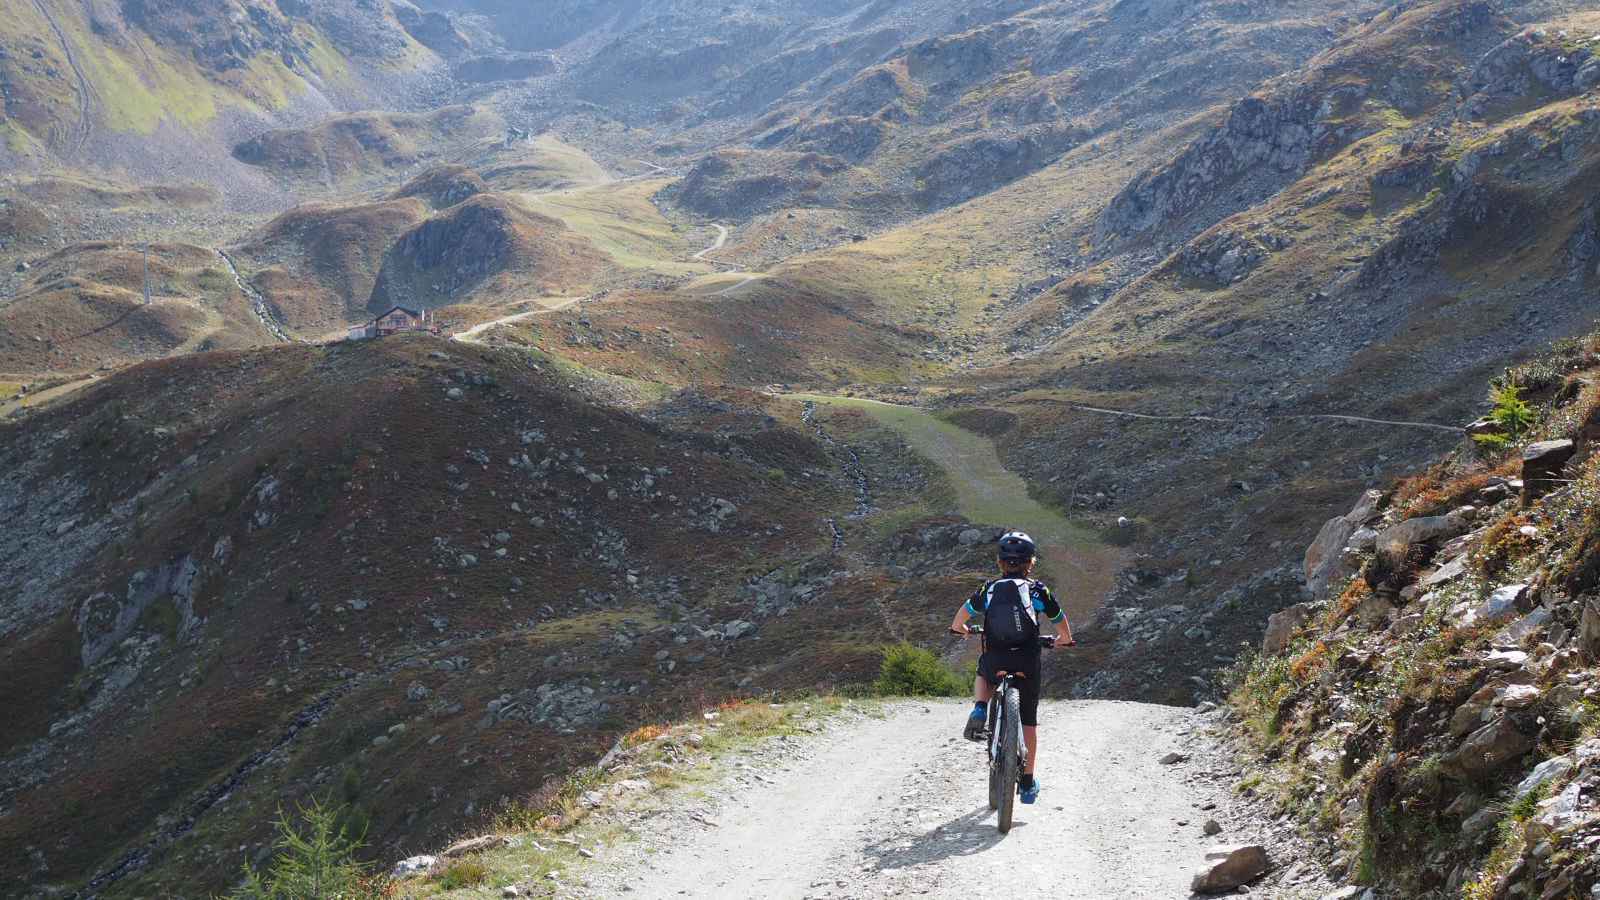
[{"left": 949, "top": 624, "right": 1070, "bottom": 648}]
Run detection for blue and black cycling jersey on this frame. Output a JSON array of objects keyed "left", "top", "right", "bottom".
[{"left": 963, "top": 579, "right": 1065, "bottom": 624}]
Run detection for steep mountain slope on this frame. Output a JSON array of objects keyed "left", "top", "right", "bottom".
[
  {"left": 0, "top": 337, "right": 856, "bottom": 895},
  {"left": 366, "top": 193, "right": 607, "bottom": 311},
  {"left": 970, "top": 0, "right": 1600, "bottom": 700},
  {"left": 0, "top": 0, "right": 454, "bottom": 180}
]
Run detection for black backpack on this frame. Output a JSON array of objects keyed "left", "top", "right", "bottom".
[{"left": 983, "top": 579, "right": 1039, "bottom": 650}]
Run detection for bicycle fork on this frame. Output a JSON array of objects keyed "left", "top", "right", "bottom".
[{"left": 989, "top": 686, "right": 1032, "bottom": 768}]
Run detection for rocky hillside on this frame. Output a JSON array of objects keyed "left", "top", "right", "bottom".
[
  {"left": 0, "top": 0, "right": 459, "bottom": 181},
  {"left": 0, "top": 334, "right": 1033, "bottom": 895},
  {"left": 1229, "top": 336, "right": 1600, "bottom": 897},
  {"left": 0, "top": 241, "right": 276, "bottom": 374},
  {"left": 870, "top": 0, "right": 1600, "bottom": 702},
  {"left": 0, "top": 336, "right": 823, "bottom": 895},
  {"left": 366, "top": 194, "right": 606, "bottom": 312}
]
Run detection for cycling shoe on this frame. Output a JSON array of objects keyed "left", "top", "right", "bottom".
[
  {"left": 1020, "top": 779, "right": 1041, "bottom": 804},
  {"left": 962, "top": 711, "right": 986, "bottom": 742}
]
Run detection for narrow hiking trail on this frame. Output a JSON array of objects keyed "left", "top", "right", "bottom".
[
  {"left": 1029, "top": 398, "right": 1462, "bottom": 434},
  {"left": 581, "top": 700, "right": 1323, "bottom": 900},
  {"left": 710, "top": 273, "right": 764, "bottom": 296}
]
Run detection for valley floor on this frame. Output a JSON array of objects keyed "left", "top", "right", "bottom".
[{"left": 577, "top": 700, "right": 1330, "bottom": 900}]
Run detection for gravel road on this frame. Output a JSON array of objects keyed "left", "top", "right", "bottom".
[{"left": 583, "top": 699, "right": 1318, "bottom": 899}]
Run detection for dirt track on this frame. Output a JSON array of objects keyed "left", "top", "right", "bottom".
[
  {"left": 32, "top": 0, "right": 96, "bottom": 156},
  {"left": 585, "top": 699, "right": 1267, "bottom": 900},
  {"left": 451, "top": 297, "right": 585, "bottom": 343}
]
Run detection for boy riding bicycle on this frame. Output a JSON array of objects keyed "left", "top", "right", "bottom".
[{"left": 948, "top": 530, "right": 1074, "bottom": 804}]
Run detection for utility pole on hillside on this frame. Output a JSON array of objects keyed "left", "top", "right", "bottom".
[{"left": 142, "top": 243, "right": 150, "bottom": 305}]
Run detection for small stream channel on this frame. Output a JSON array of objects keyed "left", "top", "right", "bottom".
[
  {"left": 215, "top": 249, "right": 292, "bottom": 344},
  {"left": 801, "top": 400, "right": 874, "bottom": 550}
]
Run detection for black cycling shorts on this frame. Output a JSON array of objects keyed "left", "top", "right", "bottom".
[{"left": 978, "top": 648, "right": 1042, "bottom": 727}]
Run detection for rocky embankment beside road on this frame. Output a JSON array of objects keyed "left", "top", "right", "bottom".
[{"left": 1229, "top": 336, "right": 1600, "bottom": 897}]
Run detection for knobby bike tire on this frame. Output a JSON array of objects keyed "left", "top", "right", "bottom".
[
  {"left": 986, "top": 697, "right": 1002, "bottom": 811},
  {"left": 997, "top": 685, "right": 1022, "bottom": 833}
]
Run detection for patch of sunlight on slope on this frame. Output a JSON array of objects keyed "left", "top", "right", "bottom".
[
  {"left": 790, "top": 394, "right": 1121, "bottom": 621},
  {"left": 54, "top": 4, "right": 355, "bottom": 135},
  {"left": 527, "top": 134, "right": 612, "bottom": 188},
  {"left": 522, "top": 179, "right": 711, "bottom": 276}
]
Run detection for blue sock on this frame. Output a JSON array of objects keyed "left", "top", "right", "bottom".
[{"left": 973, "top": 701, "right": 987, "bottom": 715}]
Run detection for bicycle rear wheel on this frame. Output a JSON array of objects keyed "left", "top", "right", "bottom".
[{"left": 996, "top": 686, "right": 1021, "bottom": 833}]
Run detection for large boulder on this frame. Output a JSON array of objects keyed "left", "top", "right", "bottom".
[
  {"left": 1263, "top": 603, "right": 1314, "bottom": 654},
  {"left": 1449, "top": 683, "right": 1499, "bottom": 737},
  {"left": 1521, "top": 439, "right": 1575, "bottom": 503},
  {"left": 1305, "top": 490, "right": 1384, "bottom": 600},
  {"left": 1442, "top": 716, "right": 1538, "bottom": 780},
  {"left": 1523, "top": 782, "right": 1586, "bottom": 844},
  {"left": 1448, "top": 583, "right": 1529, "bottom": 628},
  {"left": 1375, "top": 509, "right": 1473, "bottom": 568},
  {"left": 1355, "top": 593, "right": 1396, "bottom": 627},
  {"left": 1191, "top": 844, "right": 1270, "bottom": 894},
  {"left": 1513, "top": 755, "right": 1573, "bottom": 800}
]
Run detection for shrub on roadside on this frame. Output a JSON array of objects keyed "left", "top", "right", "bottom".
[
  {"left": 433, "top": 859, "right": 488, "bottom": 889},
  {"left": 231, "top": 797, "right": 382, "bottom": 900},
  {"left": 1472, "top": 384, "right": 1533, "bottom": 452},
  {"left": 874, "top": 643, "right": 967, "bottom": 697}
]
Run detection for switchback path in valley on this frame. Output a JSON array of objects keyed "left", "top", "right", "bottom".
[
  {"left": 582, "top": 699, "right": 1314, "bottom": 900},
  {"left": 693, "top": 223, "right": 730, "bottom": 261}
]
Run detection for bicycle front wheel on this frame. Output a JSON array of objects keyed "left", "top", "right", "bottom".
[
  {"left": 996, "top": 687, "right": 1021, "bottom": 833},
  {"left": 986, "top": 698, "right": 1002, "bottom": 811}
]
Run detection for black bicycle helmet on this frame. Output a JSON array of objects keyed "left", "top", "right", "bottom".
[{"left": 996, "top": 530, "right": 1036, "bottom": 562}]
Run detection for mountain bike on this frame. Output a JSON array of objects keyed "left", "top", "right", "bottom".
[{"left": 952, "top": 625, "right": 1058, "bottom": 833}]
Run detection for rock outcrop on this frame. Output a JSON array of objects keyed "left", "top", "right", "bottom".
[
  {"left": 1232, "top": 336, "right": 1600, "bottom": 898},
  {"left": 1305, "top": 490, "right": 1383, "bottom": 602},
  {"left": 661, "top": 150, "right": 874, "bottom": 220},
  {"left": 1100, "top": 0, "right": 1503, "bottom": 241},
  {"left": 367, "top": 194, "right": 602, "bottom": 310}
]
